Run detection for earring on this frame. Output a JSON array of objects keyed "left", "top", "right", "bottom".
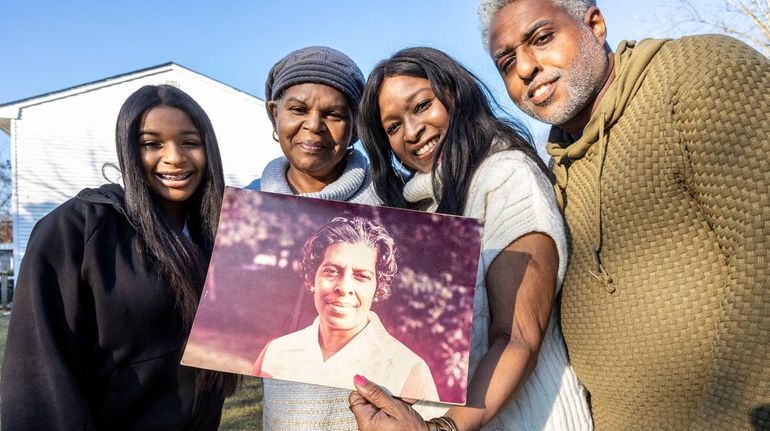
[
  {"left": 309, "top": 286, "right": 315, "bottom": 293},
  {"left": 272, "top": 130, "right": 279, "bottom": 142}
]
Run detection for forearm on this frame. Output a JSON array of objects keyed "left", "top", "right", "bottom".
[
  {"left": 443, "top": 233, "right": 557, "bottom": 431},
  {"left": 444, "top": 334, "right": 539, "bottom": 431}
]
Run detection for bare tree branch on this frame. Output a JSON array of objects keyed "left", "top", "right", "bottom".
[{"left": 660, "top": 0, "right": 770, "bottom": 56}]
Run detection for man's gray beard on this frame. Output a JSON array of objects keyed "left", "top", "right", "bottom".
[{"left": 520, "top": 27, "right": 610, "bottom": 127}]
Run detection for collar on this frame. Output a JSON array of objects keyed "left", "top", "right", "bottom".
[{"left": 260, "top": 149, "right": 370, "bottom": 201}]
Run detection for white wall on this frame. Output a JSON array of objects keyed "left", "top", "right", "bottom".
[{"left": 9, "top": 67, "right": 281, "bottom": 262}]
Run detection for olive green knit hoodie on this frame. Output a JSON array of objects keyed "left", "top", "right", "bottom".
[{"left": 547, "top": 35, "right": 770, "bottom": 430}]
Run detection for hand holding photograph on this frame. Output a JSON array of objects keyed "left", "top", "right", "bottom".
[{"left": 182, "top": 187, "right": 483, "bottom": 404}]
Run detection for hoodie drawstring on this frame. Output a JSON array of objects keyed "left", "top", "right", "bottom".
[
  {"left": 589, "top": 114, "right": 614, "bottom": 292},
  {"left": 548, "top": 114, "right": 614, "bottom": 293}
]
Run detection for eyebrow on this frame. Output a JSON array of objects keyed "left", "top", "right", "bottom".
[
  {"left": 380, "top": 86, "right": 430, "bottom": 123},
  {"left": 493, "top": 19, "right": 553, "bottom": 61},
  {"left": 283, "top": 96, "right": 349, "bottom": 111}
]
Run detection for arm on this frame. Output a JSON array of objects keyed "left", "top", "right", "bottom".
[
  {"left": 672, "top": 36, "right": 770, "bottom": 419},
  {"left": 349, "top": 155, "right": 565, "bottom": 430},
  {"left": 445, "top": 232, "right": 557, "bottom": 430},
  {"left": 0, "top": 201, "right": 96, "bottom": 429},
  {"left": 349, "top": 234, "right": 557, "bottom": 431}
]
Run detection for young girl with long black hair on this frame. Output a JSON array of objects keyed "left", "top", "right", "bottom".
[{"left": 1, "top": 85, "right": 238, "bottom": 430}]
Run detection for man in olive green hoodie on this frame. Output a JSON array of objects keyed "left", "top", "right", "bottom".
[{"left": 480, "top": 0, "right": 770, "bottom": 430}]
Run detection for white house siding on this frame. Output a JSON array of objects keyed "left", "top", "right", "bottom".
[{"left": 3, "top": 65, "right": 282, "bottom": 264}]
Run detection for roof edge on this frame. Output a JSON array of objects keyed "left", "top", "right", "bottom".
[{"left": 0, "top": 62, "right": 263, "bottom": 118}]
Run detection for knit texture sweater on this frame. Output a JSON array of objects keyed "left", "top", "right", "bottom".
[
  {"left": 245, "top": 149, "right": 377, "bottom": 204},
  {"left": 408, "top": 150, "right": 592, "bottom": 431},
  {"left": 547, "top": 35, "right": 770, "bottom": 430},
  {"left": 247, "top": 148, "right": 378, "bottom": 430}
]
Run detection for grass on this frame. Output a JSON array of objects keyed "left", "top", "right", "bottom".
[
  {"left": 0, "top": 312, "right": 263, "bottom": 430},
  {"left": 221, "top": 376, "right": 263, "bottom": 430}
]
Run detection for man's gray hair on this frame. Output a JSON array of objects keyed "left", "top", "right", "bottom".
[{"left": 478, "top": 0, "right": 596, "bottom": 47}]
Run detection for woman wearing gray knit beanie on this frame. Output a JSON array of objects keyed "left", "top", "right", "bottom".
[
  {"left": 246, "top": 46, "right": 377, "bottom": 205},
  {"left": 245, "top": 46, "right": 379, "bottom": 431}
]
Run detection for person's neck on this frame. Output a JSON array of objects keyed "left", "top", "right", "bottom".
[
  {"left": 286, "top": 162, "right": 345, "bottom": 194},
  {"left": 317, "top": 319, "right": 369, "bottom": 361},
  {"left": 560, "top": 51, "right": 616, "bottom": 135}
]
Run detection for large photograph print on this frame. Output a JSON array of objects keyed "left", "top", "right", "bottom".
[{"left": 182, "top": 187, "right": 482, "bottom": 404}]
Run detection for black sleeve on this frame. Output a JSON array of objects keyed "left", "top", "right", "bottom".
[{"left": 1, "top": 200, "right": 98, "bottom": 430}]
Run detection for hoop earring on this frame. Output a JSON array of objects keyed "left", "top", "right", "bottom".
[{"left": 272, "top": 130, "right": 279, "bottom": 142}]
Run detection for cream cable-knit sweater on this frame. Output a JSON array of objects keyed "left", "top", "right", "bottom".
[{"left": 409, "top": 150, "right": 592, "bottom": 431}]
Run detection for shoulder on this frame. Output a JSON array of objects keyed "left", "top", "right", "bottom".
[
  {"left": 475, "top": 149, "right": 541, "bottom": 173},
  {"left": 469, "top": 150, "right": 552, "bottom": 200},
  {"left": 650, "top": 35, "right": 768, "bottom": 82},
  {"left": 33, "top": 185, "right": 125, "bottom": 238},
  {"left": 267, "top": 323, "right": 316, "bottom": 350},
  {"left": 244, "top": 178, "right": 261, "bottom": 191},
  {"left": 258, "top": 157, "right": 292, "bottom": 194},
  {"left": 368, "top": 313, "right": 423, "bottom": 362},
  {"left": 663, "top": 34, "right": 761, "bottom": 57}
]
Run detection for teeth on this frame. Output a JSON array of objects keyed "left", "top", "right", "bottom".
[
  {"left": 158, "top": 173, "right": 190, "bottom": 181},
  {"left": 416, "top": 138, "right": 438, "bottom": 156},
  {"left": 533, "top": 83, "right": 550, "bottom": 99}
]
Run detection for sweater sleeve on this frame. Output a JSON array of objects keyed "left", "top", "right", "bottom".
[
  {"left": 1, "top": 199, "right": 97, "bottom": 430},
  {"left": 466, "top": 151, "right": 569, "bottom": 291},
  {"left": 672, "top": 35, "right": 770, "bottom": 425}
]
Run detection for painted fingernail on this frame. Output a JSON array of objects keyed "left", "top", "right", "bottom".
[{"left": 354, "top": 374, "right": 368, "bottom": 386}]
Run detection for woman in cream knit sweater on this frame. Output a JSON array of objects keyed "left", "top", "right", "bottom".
[{"left": 350, "top": 47, "right": 592, "bottom": 431}]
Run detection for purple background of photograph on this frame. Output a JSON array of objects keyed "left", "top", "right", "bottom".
[{"left": 184, "top": 187, "right": 483, "bottom": 404}]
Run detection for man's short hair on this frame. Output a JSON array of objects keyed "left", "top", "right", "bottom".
[{"left": 478, "top": 0, "right": 597, "bottom": 47}]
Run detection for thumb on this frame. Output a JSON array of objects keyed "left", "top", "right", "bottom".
[{"left": 352, "top": 374, "right": 397, "bottom": 411}]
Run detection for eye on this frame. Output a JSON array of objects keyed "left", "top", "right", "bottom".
[
  {"left": 326, "top": 110, "right": 347, "bottom": 121},
  {"left": 183, "top": 139, "right": 202, "bottom": 148},
  {"left": 415, "top": 99, "right": 432, "bottom": 114},
  {"left": 385, "top": 122, "right": 401, "bottom": 136},
  {"left": 356, "top": 273, "right": 372, "bottom": 282},
  {"left": 288, "top": 105, "right": 306, "bottom": 114},
  {"left": 498, "top": 55, "right": 516, "bottom": 74},
  {"left": 533, "top": 31, "right": 554, "bottom": 46},
  {"left": 321, "top": 267, "right": 339, "bottom": 278},
  {"left": 140, "top": 140, "right": 161, "bottom": 148}
]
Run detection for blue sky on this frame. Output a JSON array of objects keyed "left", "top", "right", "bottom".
[{"left": 0, "top": 0, "right": 722, "bottom": 154}]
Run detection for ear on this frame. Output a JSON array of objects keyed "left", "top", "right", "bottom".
[
  {"left": 583, "top": 6, "right": 608, "bottom": 46},
  {"left": 268, "top": 100, "right": 279, "bottom": 120}
]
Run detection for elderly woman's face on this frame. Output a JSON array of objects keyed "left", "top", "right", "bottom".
[
  {"left": 313, "top": 241, "right": 377, "bottom": 334},
  {"left": 269, "top": 83, "right": 353, "bottom": 181}
]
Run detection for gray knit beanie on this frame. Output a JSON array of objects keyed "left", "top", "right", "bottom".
[{"left": 265, "top": 46, "right": 365, "bottom": 142}]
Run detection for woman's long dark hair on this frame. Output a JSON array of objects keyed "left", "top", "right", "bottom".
[
  {"left": 115, "top": 84, "right": 237, "bottom": 395},
  {"left": 358, "top": 47, "right": 551, "bottom": 215}
]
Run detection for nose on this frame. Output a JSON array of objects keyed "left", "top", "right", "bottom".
[
  {"left": 515, "top": 48, "right": 540, "bottom": 81},
  {"left": 302, "top": 111, "right": 325, "bottom": 133},
  {"left": 403, "top": 116, "right": 424, "bottom": 145},
  {"left": 334, "top": 271, "right": 356, "bottom": 296},
  {"left": 162, "top": 142, "right": 185, "bottom": 165}
]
